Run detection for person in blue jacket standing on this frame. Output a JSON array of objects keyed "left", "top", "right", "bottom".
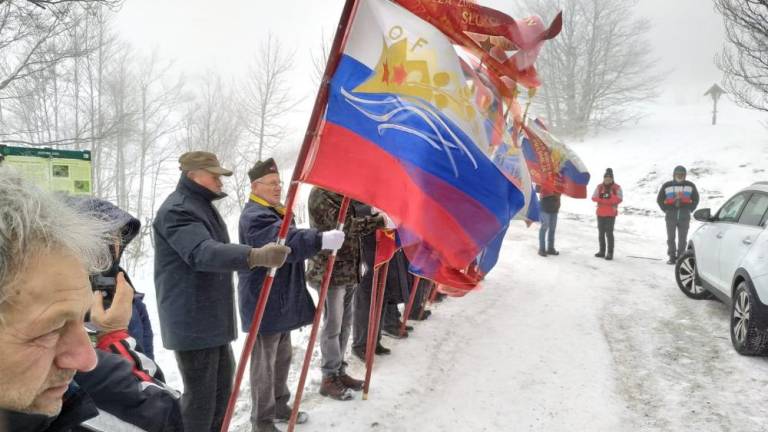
[{"left": 238, "top": 158, "right": 344, "bottom": 432}]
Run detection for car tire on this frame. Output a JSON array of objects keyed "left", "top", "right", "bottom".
[
  {"left": 675, "top": 250, "right": 710, "bottom": 299},
  {"left": 730, "top": 280, "right": 768, "bottom": 356}
]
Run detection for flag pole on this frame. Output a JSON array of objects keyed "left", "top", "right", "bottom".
[
  {"left": 287, "top": 197, "right": 350, "bottom": 432},
  {"left": 400, "top": 275, "right": 422, "bottom": 336},
  {"left": 220, "top": 0, "right": 360, "bottom": 430},
  {"left": 363, "top": 261, "right": 390, "bottom": 400}
]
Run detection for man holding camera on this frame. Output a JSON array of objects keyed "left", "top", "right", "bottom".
[
  {"left": 656, "top": 165, "right": 700, "bottom": 264},
  {"left": 592, "top": 168, "right": 623, "bottom": 261},
  {"left": 153, "top": 151, "right": 292, "bottom": 432}
]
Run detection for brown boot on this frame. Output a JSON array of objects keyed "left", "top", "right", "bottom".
[
  {"left": 319, "top": 375, "right": 353, "bottom": 401},
  {"left": 338, "top": 373, "right": 364, "bottom": 391}
]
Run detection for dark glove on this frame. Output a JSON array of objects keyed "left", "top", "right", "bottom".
[{"left": 249, "top": 243, "right": 292, "bottom": 268}]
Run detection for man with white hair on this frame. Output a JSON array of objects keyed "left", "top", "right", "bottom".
[{"left": 0, "top": 166, "right": 182, "bottom": 431}]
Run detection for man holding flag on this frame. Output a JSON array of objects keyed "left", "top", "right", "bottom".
[{"left": 238, "top": 159, "right": 346, "bottom": 432}]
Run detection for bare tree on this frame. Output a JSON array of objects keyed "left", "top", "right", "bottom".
[
  {"left": 238, "top": 33, "right": 297, "bottom": 161},
  {"left": 715, "top": 0, "right": 768, "bottom": 113},
  {"left": 310, "top": 28, "right": 331, "bottom": 89},
  {"left": 518, "top": 0, "right": 660, "bottom": 136}
]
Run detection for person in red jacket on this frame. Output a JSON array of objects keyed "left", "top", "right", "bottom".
[{"left": 591, "top": 168, "right": 623, "bottom": 260}]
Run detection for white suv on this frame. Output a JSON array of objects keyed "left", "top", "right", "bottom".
[{"left": 675, "top": 182, "right": 768, "bottom": 355}]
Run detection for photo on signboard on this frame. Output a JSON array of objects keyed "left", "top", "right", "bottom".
[{"left": 52, "top": 164, "right": 70, "bottom": 178}]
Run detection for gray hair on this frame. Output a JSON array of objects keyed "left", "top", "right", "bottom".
[{"left": 0, "top": 166, "right": 112, "bottom": 314}]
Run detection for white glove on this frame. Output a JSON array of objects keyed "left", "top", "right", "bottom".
[
  {"left": 321, "top": 229, "right": 346, "bottom": 250},
  {"left": 382, "top": 213, "right": 397, "bottom": 229}
]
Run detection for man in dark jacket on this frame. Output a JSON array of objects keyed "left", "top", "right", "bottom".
[
  {"left": 153, "top": 151, "right": 291, "bottom": 432},
  {"left": 537, "top": 186, "right": 561, "bottom": 257},
  {"left": 238, "top": 159, "right": 344, "bottom": 432},
  {"left": 306, "top": 188, "right": 385, "bottom": 401},
  {"left": 0, "top": 167, "right": 181, "bottom": 432},
  {"left": 657, "top": 165, "right": 700, "bottom": 264}
]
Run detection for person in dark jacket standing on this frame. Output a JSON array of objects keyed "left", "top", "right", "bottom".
[
  {"left": 238, "top": 159, "right": 344, "bottom": 432},
  {"left": 592, "top": 168, "right": 623, "bottom": 261},
  {"left": 537, "top": 186, "right": 562, "bottom": 257},
  {"left": 306, "top": 188, "right": 386, "bottom": 401},
  {"left": 153, "top": 151, "right": 291, "bottom": 432},
  {"left": 657, "top": 165, "right": 700, "bottom": 264}
]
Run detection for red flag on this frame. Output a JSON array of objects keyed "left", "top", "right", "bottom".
[
  {"left": 393, "top": 0, "right": 562, "bottom": 88},
  {"left": 374, "top": 229, "right": 398, "bottom": 268}
]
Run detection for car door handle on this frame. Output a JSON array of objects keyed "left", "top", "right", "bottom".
[
  {"left": 743, "top": 238, "right": 753, "bottom": 245},
  {"left": 716, "top": 233, "right": 724, "bottom": 239}
]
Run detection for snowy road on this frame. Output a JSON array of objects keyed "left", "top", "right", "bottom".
[{"left": 273, "top": 213, "right": 768, "bottom": 432}]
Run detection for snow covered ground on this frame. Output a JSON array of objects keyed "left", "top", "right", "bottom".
[{"left": 136, "top": 99, "right": 768, "bottom": 431}]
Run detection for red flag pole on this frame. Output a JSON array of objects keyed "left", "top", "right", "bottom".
[
  {"left": 418, "top": 282, "right": 437, "bottom": 320},
  {"left": 363, "top": 261, "right": 389, "bottom": 400},
  {"left": 287, "top": 197, "right": 350, "bottom": 432},
  {"left": 400, "top": 275, "right": 421, "bottom": 336},
  {"left": 362, "top": 265, "right": 381, "bottom": 398},
  {"left": 219, "top": 0, "right": 360, "bottom": 430}
]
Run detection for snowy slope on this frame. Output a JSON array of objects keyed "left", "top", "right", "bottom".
[{"left": 134, "top": 99, "right": 768, "bottom": 431}]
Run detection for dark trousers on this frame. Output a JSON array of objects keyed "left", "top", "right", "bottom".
[
  {"left": 597, "top": 216, "right": 616, "bottom": 255},
  {"left": 250, "top": 332, "right": 292, "bottom": 428},
  {"left": 174, "top": 344, "right": 235, "bottom": 432},
  {"left": 666, "top": 216, "right": 690, "bottom": 259},
  {"left": 352, "top": 269, "right": 382, "bottom": 350}
]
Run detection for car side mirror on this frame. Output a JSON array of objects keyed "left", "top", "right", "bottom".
[{"left": 694, "top": 208, "right": 713, "bottom": 222}]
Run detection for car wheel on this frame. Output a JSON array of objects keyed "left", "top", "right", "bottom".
[
  {"left": 675, "top": 250, "right": 710, "bottom": 299},
  {"left": 730, "top": 280, "right": 768, "bottom": 356}
]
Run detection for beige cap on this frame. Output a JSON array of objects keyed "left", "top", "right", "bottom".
[{"left": 179, "top": 151, "right": 233, "bottom": 176}]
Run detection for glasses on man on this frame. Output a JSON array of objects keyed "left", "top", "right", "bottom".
[{"left": 255, "top": 180, "right": 283, "bottom": 188}]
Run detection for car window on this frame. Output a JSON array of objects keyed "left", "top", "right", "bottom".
[
  {"left": 717, "top": 193, "right": 750, "bottom": 222},
  {"left": 739, "top": 193, "right": 768, "bottom": 226}
]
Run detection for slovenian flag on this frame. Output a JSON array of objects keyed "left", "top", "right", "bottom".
[{"left": 300, "top": 0, "right": 525, "bottom": 291}]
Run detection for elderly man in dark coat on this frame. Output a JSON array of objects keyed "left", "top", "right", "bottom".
[
  {"left": 238, "top": 158, "right": 344, "bottom": 432},
  {"left": 153, "top": 151, "right": 291, "bottom": 432}
]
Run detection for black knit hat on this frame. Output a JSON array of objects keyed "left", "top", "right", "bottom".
[
  {"left": 604, "top": 168, "right": 614, "bottom": 179},
  {"left": 248, "top": 158, "right": 278, "bottom": 182}
]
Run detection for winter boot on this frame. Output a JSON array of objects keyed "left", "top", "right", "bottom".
[
  {"left": 274, "top": 408, "right": 309, "bottom": 425},
  {"left": 605, "top": 253, "right": 613, "bottom": 261},
  {"left": 667, "top": 255, "right": 676, "bottom": 265},
  {"left": 595, "top": 251, "right": 605, "bottom": 258},
  {"left": 255, "top": 422, "right": 281, "bottom": 432},
  {"left": 338, "top": 373, "right": 364, "bottom": 391},
  {"left": 320, "top": 375, "right": 353, "bottom": 401},
  {"left": 375, "top": 343, "right": 391, "bottom": 355},
  {"left": 547, "top": 248, "right": 559, "bottom": 256},
  {"left": 538, "top": 249, "right": 547, "bottom": 257},
  {"left": 382, "top": 325, "right": 408, "bottom": 338}
]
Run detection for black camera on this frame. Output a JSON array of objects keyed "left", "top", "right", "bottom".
[{"left": 90, "top": 243, "right": 121, "bottom": 308}]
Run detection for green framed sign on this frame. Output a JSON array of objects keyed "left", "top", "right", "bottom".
[{"left": 0, "top": 145, "right": 93, "bottom": 195}]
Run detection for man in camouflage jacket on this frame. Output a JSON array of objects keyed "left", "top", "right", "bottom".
[{"left": 306, "top": 188, "right": 385, "bottom": 400}]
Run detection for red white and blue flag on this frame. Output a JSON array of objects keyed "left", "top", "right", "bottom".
[{"left": 300, "top": 0, "right": 527, "bottom": 291}]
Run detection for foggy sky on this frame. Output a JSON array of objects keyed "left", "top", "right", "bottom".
[{"left": 115, "top": 0, "right": 727, "bottom": 121}]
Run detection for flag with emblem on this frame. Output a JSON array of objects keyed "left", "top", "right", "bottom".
[{"left": 300, "top": 0, "right": 533, "bottom": 291}]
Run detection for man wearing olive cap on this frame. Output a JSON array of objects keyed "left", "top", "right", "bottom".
[{"left": 153, "top": 151, "right": 291, "bottom": 432}]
